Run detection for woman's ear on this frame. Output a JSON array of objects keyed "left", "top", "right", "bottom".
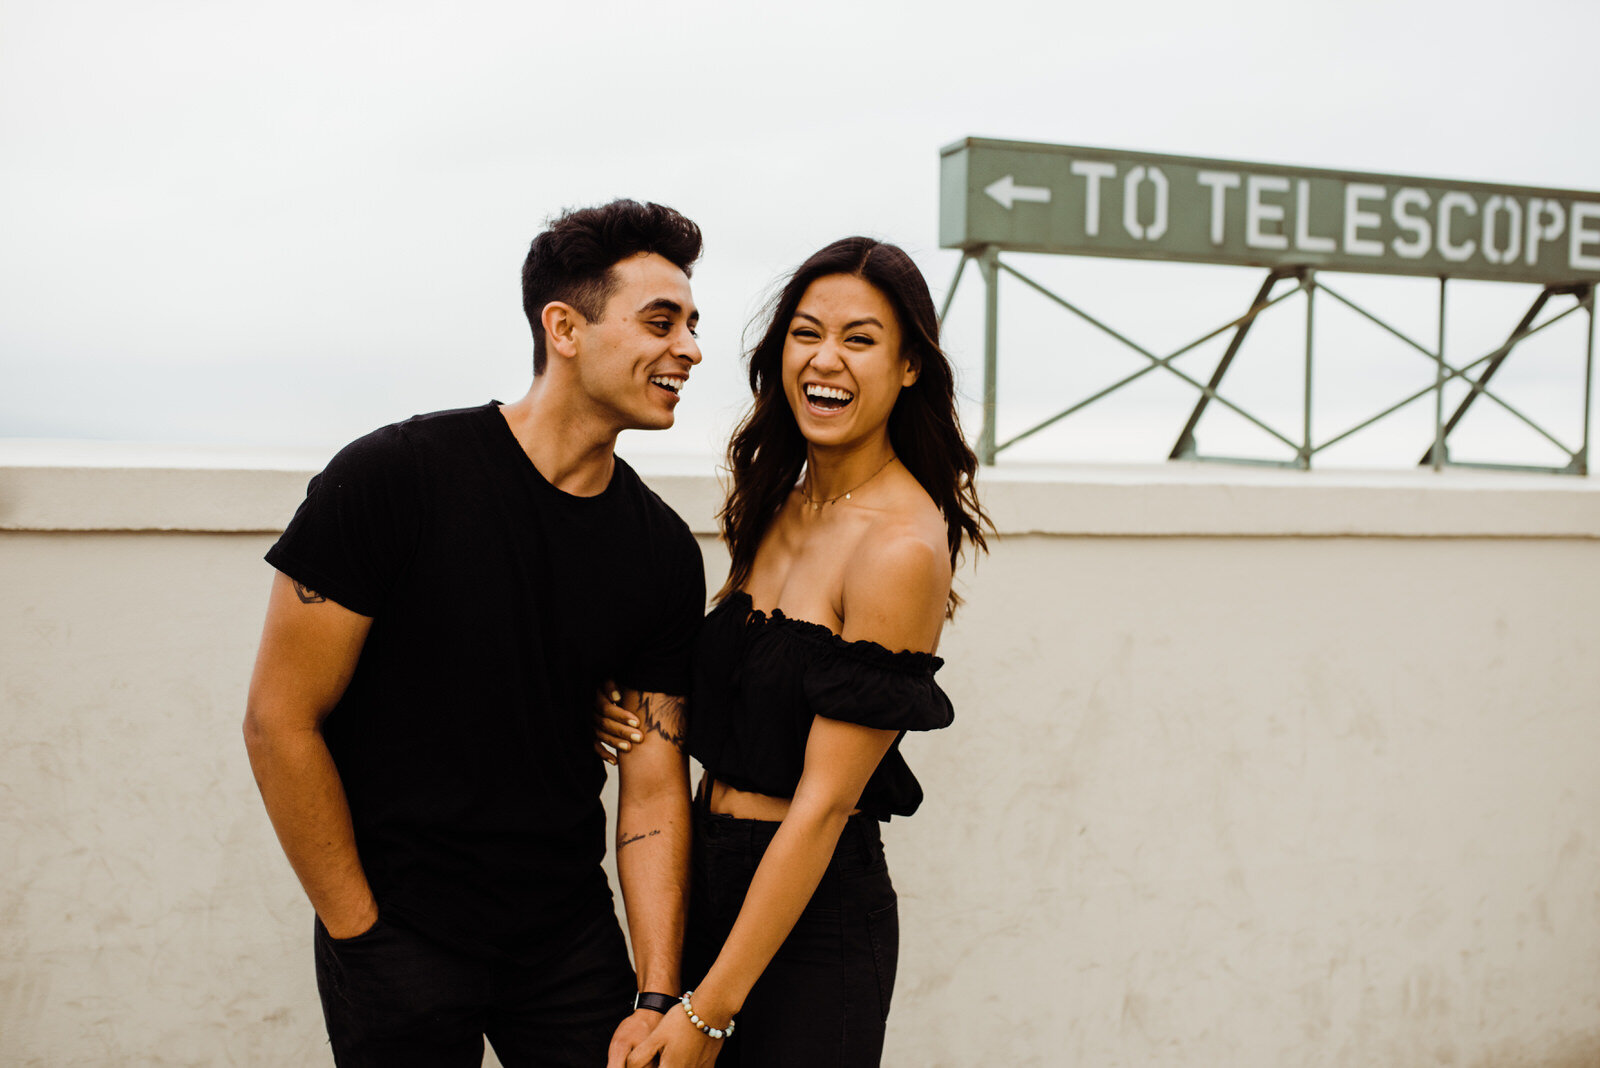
[
  {"left": 901, "top": 349, "right": 921, "bottom": 388},
  {"left": 541, "top": 301, "right": 584, "bottom": 361}
]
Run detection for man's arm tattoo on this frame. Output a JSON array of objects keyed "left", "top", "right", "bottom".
[
  {"left": 617, "top": 828, "right": 661, "bottom": 851},
  {"left": 292, "top": 581, "right": 326, "bottom": 604},
  {"left": 637, "top": 693, "right": 687, "bottom": 751}
]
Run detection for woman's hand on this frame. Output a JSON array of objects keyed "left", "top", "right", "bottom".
[
  {"left": 593, "top": 681, "right": 643, "bottom": 765},
  {"left": 624, "top": 1004, "right": 724, "bottom": 1068}
]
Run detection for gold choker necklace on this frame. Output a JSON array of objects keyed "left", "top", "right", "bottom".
[{"left": 801, "top": 456, "right": 897, "bottom": 513}]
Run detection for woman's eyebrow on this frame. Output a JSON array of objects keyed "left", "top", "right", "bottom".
[{"left": 791, "top": 312, "right": 883, "bottom": 331}]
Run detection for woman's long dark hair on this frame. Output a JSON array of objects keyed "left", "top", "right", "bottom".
[{"left": 717, "top": 237, "right": 990, "bottom": 616}]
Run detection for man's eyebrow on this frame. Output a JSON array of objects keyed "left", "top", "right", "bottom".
[
  {"left": 633, "top": 298, "right": 691, "bottom": 314},
  {"left": 639, "top": 298, "right": 698, "bottom": 322}
]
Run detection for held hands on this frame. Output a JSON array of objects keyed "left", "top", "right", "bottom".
[
  {"left": 593, "top": 680, "right": 642, "bottom": 765},
  {"left": 606, "top": 1009, "right": 661, "bottom": 1068},
  {"left": 622, "top": 1003, "right": 723, "bottom": 1068}
]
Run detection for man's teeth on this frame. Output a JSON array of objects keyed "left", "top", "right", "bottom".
[
  {"left": 806, "top": 386, "right": 854, "bottom": 403},
  {"left": 649, "top": 376, "right": 683, "bottom": 394}
]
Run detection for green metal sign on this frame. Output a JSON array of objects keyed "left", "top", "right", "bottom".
[{"left": 941, "top": 138, "right": 1600, "bottom": 285}]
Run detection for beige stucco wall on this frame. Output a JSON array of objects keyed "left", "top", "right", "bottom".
[{"left": 2, "top": 447, "right": 1598, "bottom": 1066}]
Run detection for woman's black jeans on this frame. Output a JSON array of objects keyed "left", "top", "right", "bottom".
[{"left": 684, "top": 804, "right": 900, "bottom": 1067}]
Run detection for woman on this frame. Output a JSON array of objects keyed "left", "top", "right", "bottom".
[{"left": 598, "top": 237, "right": 988, "bottom": 1066}]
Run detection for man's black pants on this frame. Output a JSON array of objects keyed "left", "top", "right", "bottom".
[{"left": 313, "top": 905, "right": 634, "bottom": 1067}]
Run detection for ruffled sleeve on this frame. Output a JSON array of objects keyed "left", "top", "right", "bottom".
[{"left": 798, "top": 631, "right": 955, "bottom": 732}]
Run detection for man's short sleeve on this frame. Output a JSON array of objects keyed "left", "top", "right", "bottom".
[
  {"left": 618, "top": 526, "right": 705, "bottom": 697},
  {"left": 264, "top": 425, "right": 419, "bottom": 618}
]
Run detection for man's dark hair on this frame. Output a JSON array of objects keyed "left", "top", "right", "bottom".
[{"left": 520, "top": 199, "right": 704, "bottom": 375}]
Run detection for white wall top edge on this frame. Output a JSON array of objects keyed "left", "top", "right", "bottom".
[{"left": 3, "top": 449, "right": 1598, "bottom": 538}]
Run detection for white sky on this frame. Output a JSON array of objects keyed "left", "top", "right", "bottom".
[{"left": 3, "top": 0, "right": 1596, "bottom": 469}]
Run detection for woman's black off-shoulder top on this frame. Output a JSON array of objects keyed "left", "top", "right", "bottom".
[{"left": 687, "top": 590, "right": 954, "bottom": 821}]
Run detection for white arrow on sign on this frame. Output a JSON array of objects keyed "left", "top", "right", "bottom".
[{"left": 984, "top": 174, "right": 1052, "bottom": 210}]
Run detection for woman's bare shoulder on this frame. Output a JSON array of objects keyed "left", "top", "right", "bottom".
[{"left": 839, "top": 495, "right": 951, "bottom": 652}]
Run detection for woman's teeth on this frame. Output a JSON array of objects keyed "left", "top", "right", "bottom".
[{"left": 805, "top": 385, "right": 853, "bottom": 409}]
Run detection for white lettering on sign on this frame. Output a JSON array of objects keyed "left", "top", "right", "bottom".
[
  {"left": 1247, "top": 175, "right": 1290, "bottom": 251},
  {"left": 1439, "top": 192, "right": 1478, "bottom": 263},
  {"left": 1392, "top": 188, "right": 1432, "bottom": 260},
  {"left": 1569, "top": 203, "right": 1600, "bottom": 271},
  {"left": 1344, "top": 184, "right": 1386, "bottom": 257},
  {"left": 1295, "top": 180, "right": 1336, "bottom": 253},
  {"left": 1197, "top": 171, "right": 1240, "bottom": 246},
  {"left": 1071, "top": 160, "right": 1116, "bottom": 237},
  {"left": 972, "top": 152, "right": 1599, "bottom": 277},
  {"left": 984, "top": 175, "right": 1051, "bottom": 210},
  {"left": 1482, "top": 195, "right": 1521, "bottom": 266},
  {"left": 1525, "top": 199, "right": 1565, "bottom": 267},
  {"left": 1123, "top": 166, "right": 1169, "bottom": 241}
]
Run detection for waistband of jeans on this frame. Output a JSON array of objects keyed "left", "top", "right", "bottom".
[{"left": 696, "top": 805, "right": 882, "bottom": 854}]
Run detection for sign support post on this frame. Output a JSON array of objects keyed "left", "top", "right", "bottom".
[
  {"left": 1583, "top": 284, "right": 1596, "bottom": 475},
  {"left": 1432, "top": 280, "right": 1448, "bottom": 472},
  {"left": 1302, "top": 271, "right": 1316, "bottom": 470},
  {"left": 977, "top": 246, "right": 1000, "bottom": 466}
]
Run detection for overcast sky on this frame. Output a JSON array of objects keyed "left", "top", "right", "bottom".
[{"left": 3, "top": 0, "right": 1596, "bottom": 469}]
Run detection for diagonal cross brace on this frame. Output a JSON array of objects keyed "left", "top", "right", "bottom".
[
  {"left": 1170, "top": 268, "right": 1296, "bottom": 459},
  {"left": 1415, "top": 284, "right": 1578, "bottom": 464},
  {"left": 995, "top": 260, "right": 1303, "bottom": 455},
  {"left": 1312, "top": 298, "right": 1587, "bottom": 458}
]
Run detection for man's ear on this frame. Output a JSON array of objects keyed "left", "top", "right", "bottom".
[{"left": 542, "top": 301, "right": 585, "bottom": 361}]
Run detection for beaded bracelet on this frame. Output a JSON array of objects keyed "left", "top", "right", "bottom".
[{"left": 679, "top": 990, "right": 736, "bottom": 1040}]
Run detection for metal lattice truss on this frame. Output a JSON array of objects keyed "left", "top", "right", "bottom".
[{"left": 940, "top": 247, "right": 1597, "bottom": 474}]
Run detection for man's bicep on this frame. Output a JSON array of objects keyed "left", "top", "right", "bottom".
[
  {"left": 616, "top": 530, "right": 706, "bottom": 707},
  {"left": 615, "top": 690, "right": 689, "bottom": 795},
  {"left": 633, "top": 691, "right": 688, "bottom": 752},
  {"left": 247, "top": 570, "right": 373, "bottom": 732}
]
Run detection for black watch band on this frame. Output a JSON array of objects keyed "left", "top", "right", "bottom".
[{"left": 634, "top": 991, "right": 679, "bottom": 1014}]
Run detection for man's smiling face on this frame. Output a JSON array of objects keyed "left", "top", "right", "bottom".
[{"left": 571, "top": 251, "right": 702, "bottom": 432}]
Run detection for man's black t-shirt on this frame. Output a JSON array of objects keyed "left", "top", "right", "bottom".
[{"left": 265, "top": 402, "right": 705, "bottom": 961}]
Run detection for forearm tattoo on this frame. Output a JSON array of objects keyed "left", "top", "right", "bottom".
[
  {"left": 617, "top": 828, "right": 662, "bottom": 851},
  {"left": 637, "top": 693, "right": 687, "bottom": 751},
  {"left": 292, "top": 581, "right": 326, "bottom": 604}
]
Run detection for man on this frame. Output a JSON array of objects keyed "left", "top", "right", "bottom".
[{"left": 244, "top": 199, "right": 704, "bottom": 1066}]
